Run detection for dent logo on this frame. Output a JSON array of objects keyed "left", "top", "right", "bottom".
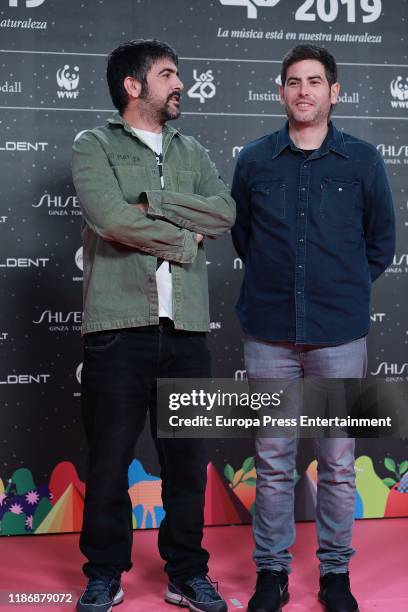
[
  {"left": 57, "top": 65, "right": 80, "bottom": 99},
  {"left": 219, "top": 0, "right": 281, "bottom": 20},
  {"left": 390, "top": 76, "right": 408, "bottom": 109},
  {"left": 0, "top": 373, "right": 50, "bottom": 385},
  {"left": 9, "top": 0, "right": 45, "bottom": 6},
  {"left": 187, "top": 70, "right": 216, "bottom": 104}
]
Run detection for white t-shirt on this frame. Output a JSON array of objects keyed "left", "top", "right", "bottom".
[{"left": 131, "top": 127, "right": 173, "bottom": 320}]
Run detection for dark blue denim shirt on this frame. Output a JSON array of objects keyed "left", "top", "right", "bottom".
[{"left": 231, "top": 122, "right": 395, "bottom": 345}]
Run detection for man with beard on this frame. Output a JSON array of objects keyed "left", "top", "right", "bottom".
[
  {"left": 231, "top": 45, "right": 395, "bottom": 612},
  {"left": 73, "top": 39, "right": 234, "bottom": 612}
]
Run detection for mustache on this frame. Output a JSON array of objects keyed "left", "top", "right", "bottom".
[{"left": 167, "top": 91, "right": 181, "bottom": 102}]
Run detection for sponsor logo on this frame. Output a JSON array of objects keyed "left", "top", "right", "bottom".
[
  {"left": 57, "top": 65, "right": 80, "bottom": 99},
  {"left": 370, "top": 313, "right": 385, "bottom": 323},
  {"left": 233, "top": 257, "right": 243, "bottom": 270},
  {"left": 3, "top": 1, "right": 47, "bottom": 30},
  {"left": 377, "top": 144, "right": 408, "bottom": 165},
  {"left": 0, "top": 257, "right": 49, "bottom": 268},
  {"left": 390, "top": 76, "right": 408, "bottom": 109},
  {"left": 187, "top": 70, "right": 216, "bottom": 104},
  {"left": 33, "top": 194, "right": 81, "bottom": 216},
  {"left": 0, "top": 373, "right": 50, "bottom": 384},
  {"left": 76, "top": 362, "right": 82, "bottom": 384},
  {"left": 0, "top": 333, "right": 9, "bottom": 341},
  {"left": 386, "top": 254, "right": 408, "bottom": 274},
  {"left": 73, "top": 247, "right": 83, "bottom": 282},
  {"left": 371, "top": 362, "right": 408, "bottom": 380},
  {"left": 0, "top": 216, "right": 7, "bottom": 223},
  {"left": 210, "top": 321, "right": 222, "bottom": 330},
  {"left": 9, "top": 0, "right": 46, "bottom": 6},
  {"left": 219, "top": 0, "right": 281, "bottom": 20},
  {"left": 0, "top": 81, "right": 22, "bottom": 94},
  {"left": 234, "top": 369, "right": 247, "bottom": 381},
  {"left": 33, "top": 310, "right": 82, "bottom": 332},
  {"left": 0, "top": 141, "right": 48, "bottom": 152},
  {"left": 232, "top": 146, "right": 243, "bottom": 158}
]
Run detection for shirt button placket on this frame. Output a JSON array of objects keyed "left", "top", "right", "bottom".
[{"left": 295, "top": 162, "right": 309, "bottom": 343}]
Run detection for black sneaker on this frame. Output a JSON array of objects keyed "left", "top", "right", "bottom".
[
  {"left": 76, "top": 576, "right": 124, "bottom": 612},
  {"left": 247, "top": 569, "right": 289, "bottom": 612},
  {"left": 318, "top": 572, "right": 359, "bottom": 612},
  {"left": 165, "top": 575, "right": 227, "bottom": 612}
]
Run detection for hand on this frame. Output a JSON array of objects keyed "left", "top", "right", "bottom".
[
  {"left": 133, "top": 202, "right": 148, "bottom": 214},
  {"left": 196, "top": 233, "right": 204, "bottom": 243}
]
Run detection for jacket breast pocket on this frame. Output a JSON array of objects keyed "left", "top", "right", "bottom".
[
  {"left": 112, "top": 164, "right": 147, "bottom": 202},
  {"left": 320, "top": 178, "right": 360, "bottom": 229},
  {"left": 177, "top": 170, "right": 199, "bottom": 194},
  {"left": 250, "top": 180, "right": 286, "bottom": 220}
]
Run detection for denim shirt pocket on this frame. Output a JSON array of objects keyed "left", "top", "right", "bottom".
[
  {"left": 250, "top": 179, "right": 286, "bottom": 220},
  {"left": 320, "top": 177, "right": 360, "bottom": 229}
]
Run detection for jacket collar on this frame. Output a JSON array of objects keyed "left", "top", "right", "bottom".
[
  {"left": 272, "top": 121, "right": 349, "bottom": 159},
  {"left": 107, "top": 112, "right": 179, "bottom": 139}
]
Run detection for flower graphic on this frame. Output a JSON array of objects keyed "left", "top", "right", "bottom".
[
  {"left": 9, "top": 503, "right": 23, "bottom": 515},
  {"left": 25, "top": 490, "right": 40, "bottom": 505},
  {"left": 25, "top": 515, "right": 33, "bottom": 530}
]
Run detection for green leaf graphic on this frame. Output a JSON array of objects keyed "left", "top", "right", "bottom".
[
  {"left": 224, "top": 464, "right": 235, "bottom": 483},
  {"left": 384, "top": 457, "right": 396, "bottom": 473},
  {"left": 242, "top": 456, "right": 255, "bottom": 474}
]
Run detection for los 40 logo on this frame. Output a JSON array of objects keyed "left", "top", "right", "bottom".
[{"left": 219, "top": 0, "right": 382, "bottom": 22}]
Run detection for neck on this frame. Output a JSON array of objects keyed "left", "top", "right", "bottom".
[
  {"left": 288, "top": 121, "right": 329, "bottom": 150},
  {"left": 122, "top": 105, "right": 163, "bottom": 133}
]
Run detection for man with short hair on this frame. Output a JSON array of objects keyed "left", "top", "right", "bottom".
[
  {"left": 231, "top": 44, "right": 395, "bottom": 612},
  {"left": 72, "top": 39, "right": 235, "bottom": 612}
]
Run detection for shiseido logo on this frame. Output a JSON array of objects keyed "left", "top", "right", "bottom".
[
  {"left": 187, "top": 70, "right": 216, "bottom": 104},
  {"left": 0, "top": 373, "right": 50, "bottom": 385},
  {"left": 371, "top": 362, "right": 408, "bottom": 377},
  {"left": 219, "top": 0, "right": 281, "bottom": 20},
  {"left": 390, "top": 76, "right": 408, "bottom": 109},
  {"left": 0, "top": 257, "right": 49, "bottom": 268},
  {"left": 386, "top": 254, "right": 408, "bottom": 274},
  {"left": 57, "top": 65, "right": 80, "bottom": 99},
  {"left": 33, "top": 194, "right": 81, "bottom": 216},
  {"left": 33, "top": 310, "right": 82, "bottom": 332},
  {"left": 0, "top": 141, "right": 48, "bottom": 152},
  {"left": 377, "top": 144, "right": 408, "bottom": 165}
]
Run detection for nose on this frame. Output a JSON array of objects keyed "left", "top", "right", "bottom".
[
  {"left": 298, "top": 81, "right": 311, "bottom": 96},
  {"left": 174, "top": 74, "right": 184, "bottom": 91}
]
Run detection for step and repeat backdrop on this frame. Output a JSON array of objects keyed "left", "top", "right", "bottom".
[{"left": 0, "top": 0, "right": 408, "bottom": 535}]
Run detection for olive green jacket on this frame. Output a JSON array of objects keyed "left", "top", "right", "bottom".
[{"left": 72, "top": 113, "right": 235, "bottom": 333}]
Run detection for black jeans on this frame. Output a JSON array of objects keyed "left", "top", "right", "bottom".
[{"left": 79, "top": 323, "right": 211, "bottom": 582}]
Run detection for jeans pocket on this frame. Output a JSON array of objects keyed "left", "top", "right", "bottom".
[{"left": 84, "top": 330, "right": 122, "bottom": 351}]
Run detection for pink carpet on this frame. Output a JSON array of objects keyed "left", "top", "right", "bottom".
[{"left": 0, "top": 519, "right": 407, "bottom": 610}]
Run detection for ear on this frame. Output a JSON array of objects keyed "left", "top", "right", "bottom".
[
  {"left": 330, "top": 82, "right": 340, "bottom": 105},
  {"left": 123, "top": 76, "right": 142, "bottom": 100}
]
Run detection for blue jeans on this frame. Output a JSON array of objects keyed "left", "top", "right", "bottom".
[{"left": 244, "top": 336, "right": 367, "bottom": 576}]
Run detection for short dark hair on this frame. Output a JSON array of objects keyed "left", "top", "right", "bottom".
[
  {"left": 107, "top": 39, "right": 178, "bottom": 113},
  {"left": 280, "top": 44, "right": 338, "bottom": 87}
]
